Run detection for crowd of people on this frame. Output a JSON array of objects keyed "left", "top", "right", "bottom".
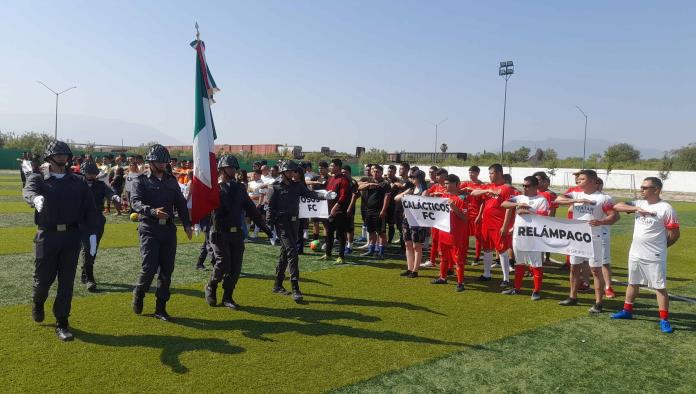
[{"left": 20, "top": 141, "right": 681, "bottom": 341}]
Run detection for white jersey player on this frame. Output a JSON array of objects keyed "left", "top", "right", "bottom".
[
  {"left": 612, "top": 177, "right": 680, "bottom": 333},
  {"left": 554, "top": 170, "right": 619, "bottom": 313},
  {"left": 500, "top": 176, "right": 549, "bottom": 300}
]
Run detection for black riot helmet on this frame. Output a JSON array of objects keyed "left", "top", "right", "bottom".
[
  {"left": 80, "top": 160, "right": 99, "bottom": 175},
  {"left": 43, "top": 140, "right": 73, "bottom": 162},
  {"left": 217, "top": 154, "right": 240, "bottom": 170},
  {"left": 280, "top": 160, "right": 300, "bottom": 173},
  {"left": 144, "top": 144, "right": 171, "bottom": 163}
]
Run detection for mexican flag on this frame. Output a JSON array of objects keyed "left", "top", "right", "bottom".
[{"left": 189, "top": 37, "right": 220, "bottom": 224}]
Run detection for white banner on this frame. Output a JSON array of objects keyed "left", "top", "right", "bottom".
[
  {"left": 513, "top": 215, "right": 594, "bottom": 258},
  {"left": 298, "top": 196, "right": 329, "bottom": 219},
  {"left": 402, "top": 195, "right": 451, "bottom": 232}
]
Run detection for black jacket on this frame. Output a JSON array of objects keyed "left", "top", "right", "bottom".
[
  {"left": 210, "top": 181, "right": 266, "bottom": 232},
  {"left": 267, "top": 179, "right": 320, "bottom": 223},
  {"left": 131, "top": 172, "right": 191, "bottom": 228}
]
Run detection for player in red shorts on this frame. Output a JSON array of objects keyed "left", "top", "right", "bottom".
[
  {"left": 470, "top": 163, "right": 516, "bottom": 287},
  {"left": 431, "top": 174, "right": 469, "bottom": 292},
  {"left": 422, "top": 168, "right": 448, "bottom": 269},
  {"left": 460, "top": 166, "right": 484, "bottom": 265}
]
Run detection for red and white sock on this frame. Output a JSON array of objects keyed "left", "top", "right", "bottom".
[
  {"left": 623, "top": 302, "right": 633, "bottom": 313},
  {"left": 659, "top": 310, "right": 669, "bottom": 320}
]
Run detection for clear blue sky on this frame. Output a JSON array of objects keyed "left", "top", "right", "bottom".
[{"left": 1, "top": 0, "right": 694, "bottom": 155}]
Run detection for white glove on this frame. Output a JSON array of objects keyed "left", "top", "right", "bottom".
[
  {"left": 33, "top": 196, "right": 45, "bottom": 213},
  {"left": 89, "top": 234, "right": 97, "bottom": 256},
  {"left": 112, "top": 195, "right": 121, "bottom": 204},
  {"left": 326, "top": 191, "right": 337, "bottom": 201}
]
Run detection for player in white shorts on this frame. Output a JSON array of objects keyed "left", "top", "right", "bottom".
[
  {"left": 554, "top": 169, "right": 618, "bottom": 313},
  {"left": 611, "top": 177, "right": 680, "bottom": 333},
  {"left": 500, "top": 176, "right": 549, "bottom": 301},
  {"left": 596, "top": 178, "right": 616, "bottom": 298}
]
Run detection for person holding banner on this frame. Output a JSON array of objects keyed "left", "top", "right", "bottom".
[
  {"left": 469, "top": 164, "right": 516, "bottom": 287},
  {"left": 500, "top": 176, "right": 549, "bottom": 300},
  {"left": 320, "top": 159, "right": 351, "bottom": 264},
  {"left": 421, "top": 168, "right": 448, "bottom": 269},
  {"left": 394, "top": 169, "right": 426, "bottom": 278},
  {"left": 611, "top": 177, "right": 680, "bottom": 333},
  {"left": 554, "top": 169, "right": 618, "bottom": 313},
  {"left": 431, "top": 174, "right": 469, "bottom": 292},
  {"left": 358, "top": 165, "right": 392, "bottom": 259}
]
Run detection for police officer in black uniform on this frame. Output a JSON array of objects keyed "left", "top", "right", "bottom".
[
  {"left": 267, "top": 161, "right": 325, "bottom": 302},
  {"left": 78, "top": 160, "right": 121, "bottom": 291},
  {"left": 204, "top": 154, "right": 272, "bottom": 309},
  {"left": 131, "top": 144, "right": 192, "bottom": 321},
  {"left": 23, "top": 140, "right": 99, "bottom": 341}
]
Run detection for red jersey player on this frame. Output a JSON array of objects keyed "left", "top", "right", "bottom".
[
  {"left": 459, "top": 165, "right": 485, "bottom": 264},
  {"left": 470, "top": 164, "right": 516, "bottom": 287},
  {"left": 431, "top": 174, "right": 469, "bottom": 292}
]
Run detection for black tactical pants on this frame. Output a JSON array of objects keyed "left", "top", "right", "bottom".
[
  {"left": 325, "top": 212, "right": 348, "bottom": 259},
  {"left": 209, "top": 230, "right": 245, "bottom": 297},
  {"left": 197, "top": 229, "right": 214, "bottom": 265},
  {"left": 80, "top": 214, "right": 106, "bottom": 278},
  {"left": 33, "top": 228, "right": 81, "bottom": 324},
  {"left": 134, "top": 222, "right": 177, "bottom": 302},
  {"left": 276, "top": 218, "right": 300, "bottom": 284}
]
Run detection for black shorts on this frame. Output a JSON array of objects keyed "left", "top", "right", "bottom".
[
  {"left": 347, "top": 210, "right": 355, "bottom": 232},
  {"left": 365, "top": 211, "right": 386, "bottom": 234},
  {"left": 402, "top": 221, "right": 427, "bottom": 244}
]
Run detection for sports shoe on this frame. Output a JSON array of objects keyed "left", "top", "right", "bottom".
[
  {"left": 32, "top": 303, "right": 45, "bottom": 323},
  {"left": 222, "top": 299, "right": 240, "bottom": 310},
  {"left": 420, "top": 261, "right": 435, "bottom": 268},
  {"left": 588, "top": 303, "right": 603, "bottom": 314},
  {"left": 558, "top": 297, "right": 578, "bottom": 306},
  {"left": 292, "top": 290, "right": 304, "bottom": 302},
  {"left": 335, "top": 257, "right": 345, "bottom": 265},
  {"left": 499, "top": 280, "right": 510, "bottom": 288},
  {"left": 431, "top": 278, "right": 447, "bottom": 285},
  {"left": 406, "top": 271, "right": 419, "bottom": 278},
  {"left": 605, "top": 287, "right": 616, "bottom": 298},
  {"left": 456, "top": 284, "right": 465, "bottom": 292},
  {"left": 530, "top": 291, "right": 541, "bottom": 301},
  {"left": 55, "top": 326, "right": 74, "bottom": 342},
  {"left": 611, "top": 309, "right": 633, "bottom": 320},
  {"left": 344, "top": 247, "right": 353, "bottom": 255},
  {"left": 502, "top": 288, "right": 518, "bottom": 295},
  {"left": 478, "top": 275, "right": 491, "bottom": 281},
  {"left": 660, "top": 319, "right": 674, "bottom": 334},
  {"left": 400, "top": 270, "right": 412, "bottom": 277},
  {"left": 272, "top": 286, "right": 291, "bottom": 296}
]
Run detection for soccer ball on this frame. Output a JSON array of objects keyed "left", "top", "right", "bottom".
[
  {"left": 129, "top": 212, "right": 139, "bottom": 222},
  {"left": 309, "top": 240, "right": 321, "bottom": 251}
]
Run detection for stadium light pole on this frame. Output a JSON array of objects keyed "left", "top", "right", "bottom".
[
  {"left": 498, "top": 61, "right": 514, "bottom": 161},
  {"left": 36, "top": 81, "right": 77, "bottom": 140},
  {"left": 428, "top": 117, "right": 448, "bottom": 156},
  {"left": 576, "top": 105, "right": 588, "bottom": 169}
]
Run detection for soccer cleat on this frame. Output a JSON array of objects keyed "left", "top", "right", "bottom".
[
  {"left": 499, "top": 280, "right": 510, "bottom": 288},
  {"left": 478, "top": 275, "right": 491, "bottom": 282},
  {"left": 335, "top": 257, "right": 345, "bottom": 265},
  {"left": 530, "top": 291, "right": 541, "bottom": 301},
  {"left": 400, "top": 270, "right": 412, "bottom": 277},
  {"left": 611, "top": 309, "right": 634, "bottom": 320},
  {"left": 501, "top": 288, "right": 518, "bottom": 295},
  {"left": 55, "top": 326, "right": 74, "bottom": 342},
  {"left": 222, "top": 299, "right": 240, "bottom": 310},
  {"left": 406, "top": 271, "right": 419, "bottom": 278},
  {"left": 588, "top": 303, "right": 603, "bottom": 314},
  {"left": 272, "top": 286, "right": 292, "bottom": 295},
  {"left": 31, "top": 303, "right": 45, "bottom": 323},
  {"left": 456, "top": 284, "right": 465, "bottom": 292},
  {"left": 660, "top": 319, "right": 674, "bottom": 334},
  {"left": 420, "top": 261, "right": 435, "bottom": 268},
  {"left": 605, "top": 287, "right": 616, "bottom": 298},
  {"left": 204, "top": 283, "right": 217, "bottom": 306},
  {"left": 558, "top": 297, "right": 578, "bottom": 306},
  {"left": 431, "top": 278, "right": 448, "bottom": 285}
]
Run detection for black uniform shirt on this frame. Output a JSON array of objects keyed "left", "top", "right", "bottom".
[
  {"left": 131, "top": 172, "right": 191, "bottom": 228},
  {"left": 23, "top": 172, "right": 99, "bottom": 233},
  {"left": 365, "top": 178, "right": 391, "bottom": 213},
  {"left": 211, "top": 181, "right": 265, "bottom": 231},
  {"left": 84, "top": 179, "right": 116, "bottom": 212},
  {"left": 267, "top": 180, "right": 321, "bottom": 222}
]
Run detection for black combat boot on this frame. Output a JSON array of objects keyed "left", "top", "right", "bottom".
[
  {"left": 291, "top": 280, "right": 303, "bottom": 302},
  {"left": 31, "top": 302, "right": 45, "bottom": 323},
  {"left": 154, "top": 299, "right": 171, "bottom": 321},
  {"left": 84, "top": 264, "right": 97, "bottom": 292},
  {"left": 221, "top": 289, "right": 240, "bottom": 310},
  {"left": 132, "top": 290, "right": 144, "bottom": 315},
  {"left": 272, "top": 277, "right": 291, "bottom": 295},
  {"left": 204, "top": 281, "right": 217, "bottom": 306}
]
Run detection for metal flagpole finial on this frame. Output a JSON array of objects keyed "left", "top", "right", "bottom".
[{"left": 195, "top": 22, "right": 200, "bottom": 41}]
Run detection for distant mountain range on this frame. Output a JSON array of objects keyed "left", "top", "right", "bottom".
[
  {"left": 0, "top": 113, "right": 184, "bottom": 147},
  {"left": 491, "top": 138, "right": 665, "bottom": 159}
]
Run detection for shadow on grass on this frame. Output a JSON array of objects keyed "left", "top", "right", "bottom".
[
  {"left": 71, "top": 329, "right": 245, "bottom": 373},
  {"left": 172, "top": 314, "right": 471, "bottom": 347},
  {"left": 302, "top": 293, "right": 446, "bottom": 316}
]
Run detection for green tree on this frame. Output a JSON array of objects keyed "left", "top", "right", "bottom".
[
  {"left": 658, "top": 152, "right": 673, "bottom": 181},
  {"left": 359, "top": 148, "right": 388, "bottom": 165},
  {"left": 604, "top": 143, "right": 641, "bottom": 164},
  {"left": 3, "top": 131, "right": 53, "bottom": 155},
  {"left": 672, "top": 143, "right": 696, "bottom": 171},
  {"left": 543, "top": 148, "right": 558, "bottom": 161}
]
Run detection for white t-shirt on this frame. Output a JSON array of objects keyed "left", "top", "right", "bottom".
[
  {"left": 565, "top": 190, "right": 614, "bottom": 234},
  {"left": 125, "top": 170, "right": 143, "bottom": 193},
  {"left": 21, "top": 159, "right": 32, "bottom": 174},
  {"left": 628, "top": 200, "right": 680, "bottom": 261},
  {"left": 247, "top": 180, "right": 265, "bottom": 200},
  {"left": 509, "top": 195, "right": 550, "bottom": 240}
]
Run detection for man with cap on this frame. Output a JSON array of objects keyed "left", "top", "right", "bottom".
[
  {"left": 78, "top": 160, "right": 121, "bottom": 292},
  {"left": 267, "top": 161, "right": 328, "bottom": 302},
  {"left": 204, "top": 154, "right": 272, "bottom": 309},
  {"left": 23, "top": 140, "right": 99, "bottom": 341},
  {"left": 131, "top": 144, "right": 192, "bottom": 321}
]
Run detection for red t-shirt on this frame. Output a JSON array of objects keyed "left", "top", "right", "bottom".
[
  {"left": 538, "top": 190, "right": 558, "bottom": 210},
  {"left": 459, "top": 181, "right": 484, "bottom": 219},
  {"left": 481, "top": 183, "right": 515, "bottom": 230},
  {"left": 427, "top": 183, "right": 446, "bottom": 196},
  {"left": 326, "top": 174, "right": 351, "bottom": 211},
  {"left": 439, "top": 193, "right": 468, "bottom": 245}
]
